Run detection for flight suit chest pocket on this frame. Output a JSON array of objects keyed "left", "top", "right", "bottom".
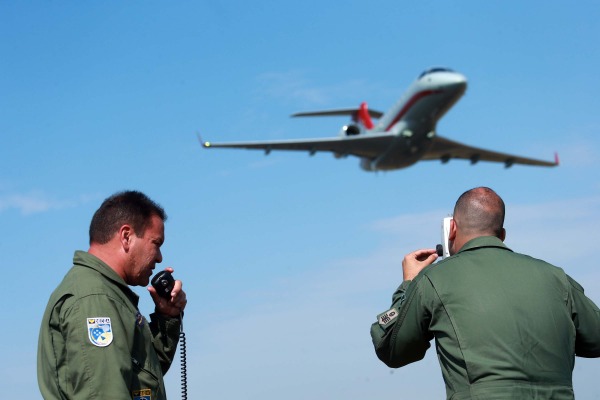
[
  {"left": 130, "top": 313, "right": 162, "bottom": 399},
  {"left": 131, "top": 356, "right": 161, "bottom": 399}
]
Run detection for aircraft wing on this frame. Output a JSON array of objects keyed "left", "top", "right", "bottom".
[
  {"left": 424, "top": 136, "right": 558, "bottom": 167},
  {"left": 202, "top": 133, "right": 394, "bottom": 159}
]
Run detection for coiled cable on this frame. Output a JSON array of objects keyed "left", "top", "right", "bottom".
[{"left": 178, "top": 312, "right": 188, "bottom": 400}]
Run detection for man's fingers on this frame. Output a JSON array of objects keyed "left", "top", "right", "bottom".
[{"left": 413, "top": 248, "right": 438, "bottom": 261}]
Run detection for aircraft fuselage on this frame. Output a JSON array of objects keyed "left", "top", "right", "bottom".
[{"left": 360, "top": 69, "right": 467, "bottom": 171}]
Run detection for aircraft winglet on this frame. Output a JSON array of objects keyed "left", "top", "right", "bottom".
[{"left": 197, "top": 132, "right": 211, "bottom": 148}]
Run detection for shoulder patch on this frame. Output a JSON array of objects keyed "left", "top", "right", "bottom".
[
  {"left": 87, "top": 317, "right": 113, "bottom": 347},
  {"left": 378, "top": 308, "right": 399, "bottom": 327}
]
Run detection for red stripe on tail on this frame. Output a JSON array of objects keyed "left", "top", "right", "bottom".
[{"left": 358, "top": 102, "right": 374, "bottom": 130}]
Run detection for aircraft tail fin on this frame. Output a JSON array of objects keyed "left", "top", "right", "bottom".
[{"left": 357, "top": 102, "right": 374, "bottom": 129}]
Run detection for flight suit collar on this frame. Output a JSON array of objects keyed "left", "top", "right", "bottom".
[
  {"left": 73, "top": 250, "right": 140, "bottom": 306},
  {"left": 457, "top": 236, "right": 512, "bottom": 254}
]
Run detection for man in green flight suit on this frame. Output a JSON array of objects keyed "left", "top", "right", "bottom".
[
  {"left": 38, "top": 191, "right": 188, "bottom": 399},
  {"left": 371, "top": 187, "right": 600, "bottom": 399}
]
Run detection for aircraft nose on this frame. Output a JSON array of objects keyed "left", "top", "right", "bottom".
[
  {"left": 424, "top": 71, "right": 467, "bottom": 91},
  {"left": 445, "top": 72, "right": 467, "bottom": 88},
  {"left": 439, "top": 73, "right": 467, "bottom": 95}
]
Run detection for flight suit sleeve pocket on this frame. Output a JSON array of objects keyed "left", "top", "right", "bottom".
[
  {"left": 377, "top": 307, "right": 399, "bottom": 330},
  {"left": 370, "top": 307, "right": 399, "bottom": 349}
]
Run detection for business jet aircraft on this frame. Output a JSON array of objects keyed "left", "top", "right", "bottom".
[{"left": 202, "top": 68, "right": 558, "bottom": 171}]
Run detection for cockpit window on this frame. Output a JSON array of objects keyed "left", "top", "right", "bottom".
[{"left": 418, "top": 67, "right": 454, "bottom": 79}]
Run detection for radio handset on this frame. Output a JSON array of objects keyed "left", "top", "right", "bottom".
[
  {"left": 151, "top": 270, "right": 175, "bottom": 299},
  {"left": 151, "top": 270, "right": 188, "bottom": 400},
  {"left": 436, "top": 217, "right": 453, "bottom": 259}
]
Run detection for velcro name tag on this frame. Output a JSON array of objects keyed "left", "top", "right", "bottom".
[
  {"left": 378, "top": 308, "right": 399, "bottom": 327},
  {"left": 133, "top": 388, "right": 152, "bottom": 400}
]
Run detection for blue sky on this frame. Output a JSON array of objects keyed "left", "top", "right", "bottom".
[{"left": 2, "top": 1, "right": 599, "bottom": 398}]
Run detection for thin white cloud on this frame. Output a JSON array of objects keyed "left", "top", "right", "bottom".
[
  {"left": 255, "top": 70, "right": 393, "bottom": 109},
  {"left": 557, "top": 141, "right": 599, "bottom": 167},
  {"left": 547, "top": 124, "right": 600, "bottom": 168},
  {"left": 0, "top": 192, "right": 57, "bottom": 215},
  {"left": 0, "top": 191, "right": 98, "bottom": 215},
  {"left": 256, "top": 71, "right": 330, "bottom": 105},
  {"left": 507, "top": 196, "right": 599, "bottom": 266}
]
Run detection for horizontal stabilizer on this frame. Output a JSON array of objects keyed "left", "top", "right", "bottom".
[{"left": 292, "top": 108, "right": 383, "bottom": 119}]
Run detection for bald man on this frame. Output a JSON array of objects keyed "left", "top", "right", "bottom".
[{"left": 371, "top": 187, "right": 600, "bottom": 400}]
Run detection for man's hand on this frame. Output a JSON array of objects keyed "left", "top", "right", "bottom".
[
  {"left": 402, "top": 249, "right": 439, "bottom": 281},
  {"left": 148, "top": 267, "right": 188, "bottom": 318}
]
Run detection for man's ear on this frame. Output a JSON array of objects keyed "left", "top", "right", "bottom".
[
  {"left": 119, "top": 225, "right": 133, "bottom": 251},
  {"left": 449, "top": 218, "right": 457, "bottom": 242}
]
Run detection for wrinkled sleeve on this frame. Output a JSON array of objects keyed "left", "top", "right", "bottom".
[
  {"left": 60, "top": 295, "right": 134, "bottom": 399},
  {"left": 370, "top": 278, "right": 434, "bottom": 368},
  {"left": 149, "top": 313, "right": 181, "bottom": 374},
  {"left": 568, "top": 275, "right": 600, "bottom": 357}
]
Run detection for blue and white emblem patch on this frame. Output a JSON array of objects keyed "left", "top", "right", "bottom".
[{"left": 87, "top": 317, "right": 113, "bottom": 347}]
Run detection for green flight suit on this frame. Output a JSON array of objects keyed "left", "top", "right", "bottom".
[
  {"left": 371, "top": 236, "right": 600, "bottom": 399},
  {"left": 38, "top": 251, "right": 181, "bottom": 400}
]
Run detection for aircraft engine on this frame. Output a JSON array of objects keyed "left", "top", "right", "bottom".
[
  {"left": 340, "top": 124, "right": 361, "bottom": 136},
  {"left": 360, "top": 158, "right": 376, "bottom": 171}
]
